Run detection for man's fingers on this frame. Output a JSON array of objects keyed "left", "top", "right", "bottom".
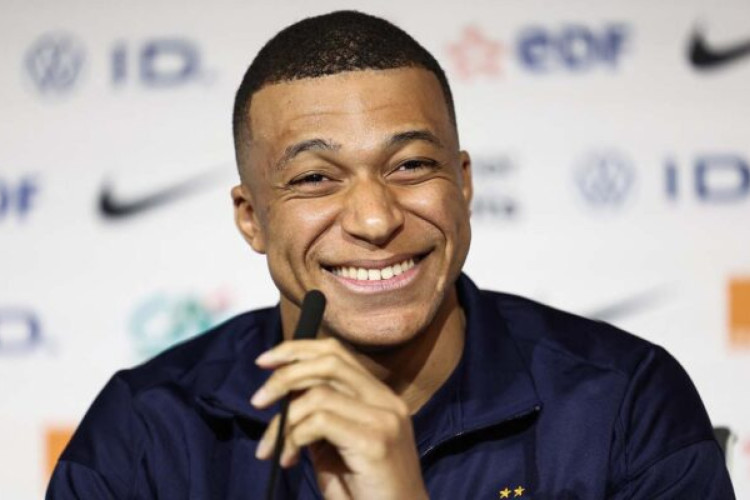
[
  {"left": 250, "top": 352, "right": 394, "bottom": 409},
  {"left": 286, "top": 408, "right": 405, "bottom": 465},
  {"left": 255, "top": 337, "right": 360, "bottom": 369},
  {"left": 286, "top": 385, "right": 391, "bottom": 429},
  {"left": 255, "top": 413, "right": 279, "bottom": 459},
  {"left": 276, "top": 386, "right": 405, "bottom": 465},
  {"left": 251, "top": 336, "right": 416, "bottom": 482},
  {"left": 257, "top": 386, "right": 410, "bottom": 468}
]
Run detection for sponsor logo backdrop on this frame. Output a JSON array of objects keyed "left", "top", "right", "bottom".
[{"left": 1, "top": 0, "right": 748, "bottom": 496}]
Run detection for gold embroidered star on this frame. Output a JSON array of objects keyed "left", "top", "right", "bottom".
[
  {"left": 514, "top": 485, "right": 525, "bottom": 497},
  {"left": 499, "top": 487, "right": 511, "bottom": 498}
]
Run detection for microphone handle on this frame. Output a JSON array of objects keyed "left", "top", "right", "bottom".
[{"left": 265, "top": 290, "right": 326, "bottom": 500}]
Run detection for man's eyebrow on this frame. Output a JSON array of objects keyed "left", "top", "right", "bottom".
[
  {"left": 387, "top": 129, "right": 444, "bottom": 149},
  {"left": 275, "top": 138, "right": 341, "bottom": 171}
]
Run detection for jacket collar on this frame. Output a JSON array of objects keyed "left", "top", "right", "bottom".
[
  {"left": 197, "top": 274, "right": 542, "bottom": 449},
  {"left": 196, "top": 307, "right": 283, "bottom": 423},
  {"left": 412, "top": 274, "right": 541, "bottom": 455}
]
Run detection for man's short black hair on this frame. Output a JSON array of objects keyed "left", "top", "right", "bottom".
[{"left": 232, "top": 10, "right": 456, "bottom": 175}]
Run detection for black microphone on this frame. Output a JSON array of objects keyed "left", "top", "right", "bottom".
[{"left": 265, "top": 290, "right": 326, "bottom": 500}]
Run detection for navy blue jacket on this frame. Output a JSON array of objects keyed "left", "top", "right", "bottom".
[{"left": 48, "top": 275, "right": 735, "bottom": 498}]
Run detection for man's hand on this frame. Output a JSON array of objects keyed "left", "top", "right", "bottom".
[{"left": 250, "top": 338, "right": 429, "bottom": 500}]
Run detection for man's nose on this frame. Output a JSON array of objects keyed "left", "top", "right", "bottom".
[{"left": 340, "top": 178, "right": 405, "bottom": 246}]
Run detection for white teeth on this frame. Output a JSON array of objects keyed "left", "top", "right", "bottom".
[{"left": 331, "top": 258, "right": 418, "bottom": 281}]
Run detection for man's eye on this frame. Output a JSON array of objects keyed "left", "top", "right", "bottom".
[
  {"left": 290, "top": 173, "right": 328, "bottom": 185},
  {"left": 397, "top": 159, "right": 435, "bottom": 172},
  {"left": 286, "top": 172, "right": 338, "bottom": 195},
  {"left": 390, "top": 159, "right": 440, "bottom": 181}
]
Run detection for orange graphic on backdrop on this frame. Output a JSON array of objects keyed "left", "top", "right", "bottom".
[
  {"left": 729, "top": 278, "right": 750, "bottom": 348},
  {"left": 45, "top": 426, "right": 75, "bottom": 481}
]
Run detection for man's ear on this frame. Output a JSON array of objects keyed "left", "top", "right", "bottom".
[
  {"left": 458, "top": 150, "right": 473, "bottom": 207},
  {"left": 231, "top": 184, "right": 267, "bottom": 254}
]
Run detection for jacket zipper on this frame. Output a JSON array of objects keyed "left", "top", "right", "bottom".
[{"left": 419, "top": 404, "right": 542, "bottom": 460}]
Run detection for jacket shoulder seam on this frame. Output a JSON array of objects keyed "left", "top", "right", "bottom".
[
  {"left": 489, "top": 291, "right": 650, "bottom": 378},
  {"left": 513, "top": 334, "right": 634, "bottom": 380},
  {"left": 616, "top": 438, "right": 723, "bottom": 492}
]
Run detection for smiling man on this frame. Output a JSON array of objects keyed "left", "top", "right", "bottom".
[
  {"left": 234, "top": 67, "right": 470, "bottom": 354},
  {"left": 48, "top": 11, "right": 734, "bottom": 499}
]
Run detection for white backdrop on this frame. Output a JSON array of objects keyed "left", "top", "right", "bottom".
[{"left": 1, "top": 0, "right": 748, "bottom": 497}]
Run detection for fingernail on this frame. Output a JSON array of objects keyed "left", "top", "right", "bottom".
[
  {"left": 250, "top": 387, "right": 270, "bottom": 407},
  {"left": 255, "top": 351, "right": 270, "bottom": 365},
  {"left": 255, "top": 435, "right": 270, "bottom": 459},
  {"left": 280, "top": 446, "right": 295, "bottom": 468},
  {"left": 255, "top": 351, "right": 275, "bottom": 365}
]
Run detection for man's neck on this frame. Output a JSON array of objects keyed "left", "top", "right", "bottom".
[{"left": 358, "top": 290, "right": 465, "bottom": 414}]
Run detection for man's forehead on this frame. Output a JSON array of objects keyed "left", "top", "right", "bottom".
[{"left": 247, "top": 67, "right": 453, "bottom": 150}]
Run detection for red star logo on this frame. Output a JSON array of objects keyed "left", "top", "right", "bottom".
[{"left": 446, "top": 26, "right": 504, "bottom": 80}]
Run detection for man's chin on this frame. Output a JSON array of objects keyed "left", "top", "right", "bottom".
[{"left": 322, "top": 313, "right": 428, "bottom": 353}]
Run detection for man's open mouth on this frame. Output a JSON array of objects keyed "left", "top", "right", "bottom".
[{"left": 323, "top": 255, "right": 426, "bottom": 282}]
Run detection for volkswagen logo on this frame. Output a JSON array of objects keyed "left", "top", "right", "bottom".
[
  {"left": 574, "top": 151, "right": 635, "bottom": 207},
  {"left": 24, "top": 33, "right": 86, "bottom": 95}
]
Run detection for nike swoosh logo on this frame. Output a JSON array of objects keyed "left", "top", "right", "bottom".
[
  {"left": 585, "top": 287, "right": 668, "bottom": 322},
  {"left": 689, "top": 28, "right": 750, "bottom": 70},
  {"left": 99, "top": 168, "right": 227, "bottom": 219}
]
